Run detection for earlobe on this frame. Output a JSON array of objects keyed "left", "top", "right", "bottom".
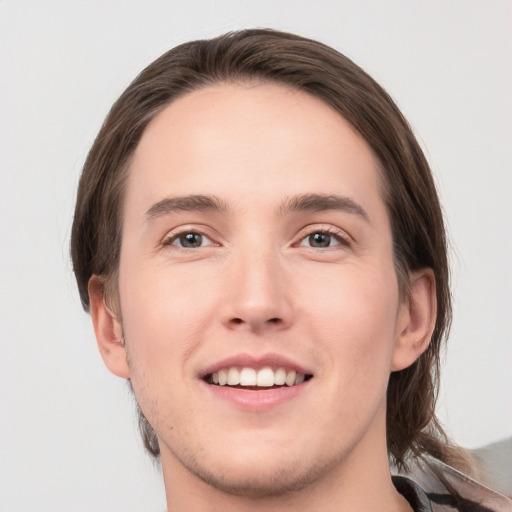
[
  {"left": 392, "top": 269, "right": 437, "bottom": 372},
  {"left": 88, "top": 275, "right": 131, "bottom": 379}
]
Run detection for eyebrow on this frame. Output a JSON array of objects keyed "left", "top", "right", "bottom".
[
  {"left": 145, "top": 192, "right": 369, "bottom": 223},
  {"left": 280, "top": 193, "right": 370, "bottom": 223},
  {"left": 145, "top": 194, "right": 229, "bottom": 221}
]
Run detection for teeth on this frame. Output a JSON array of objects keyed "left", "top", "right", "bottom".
[
  {"left": 256, "top": 367, "right": 275, "bottom": 387},
  {"left": 274, "top": 368, "right": 286, "bottom": 385},
  {"left": 285, "top": 370, "right": 296, "bottom": 387},
  {"left": 227, "top": 368, "right": 240, "bottom": 386},
  {"left": 239, "top": 368, "right": 257, "bottom": 386},
  {"left": 218, "top": 369, "right": 228, "bottom": 385},
  {"left": 210, "top": 366, "right": 308, "bottom": 388}
]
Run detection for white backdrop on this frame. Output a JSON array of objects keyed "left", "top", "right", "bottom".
[{"left": 1, "top": 1, "right": 510, "bottom": 510}]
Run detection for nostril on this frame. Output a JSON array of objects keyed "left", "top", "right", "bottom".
[{"left": 226, "top": 316, "right": 287, "bottom": 330}]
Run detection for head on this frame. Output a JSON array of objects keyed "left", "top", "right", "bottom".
[{"left": 71, "top": 29, "right": 451, "bottom": 473}]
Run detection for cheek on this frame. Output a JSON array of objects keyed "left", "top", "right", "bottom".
[
  {"left": 301, "top": 261, "right": 400, "bottom": 374},
  {"left": 118, "top": 263, "right": 218, "bottom": 431},
  {"left": 287, "top": 261, "right": 400, "bottom": 441},
  {"left": 118, "top": 258, "right": 216, "bottom": 383}
]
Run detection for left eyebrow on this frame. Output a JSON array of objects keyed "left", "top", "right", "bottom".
[
  {"left": 280, "top": 193, "right": 370, "bottom": 223},
  {"left": 145, "top": 194, "right": 230, "bottom": 221}
]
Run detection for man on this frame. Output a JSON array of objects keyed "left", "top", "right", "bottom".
[{"left": 71, "top": 29, "right": 512, "bottom": 511}]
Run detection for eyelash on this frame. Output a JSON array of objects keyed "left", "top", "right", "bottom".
[
  {"left": 162, "top": 229, "right": 216, "bottom": 250},
  {"left": 161, "top": 226, "right": 351, "bottom": 251},
  {"left": 296, "top": 226, "right": 351, "bottom": 250}
]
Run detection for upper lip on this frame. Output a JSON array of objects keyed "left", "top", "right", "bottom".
[{"left": 199, "top": 353, "right": 313, "bottom": 378}]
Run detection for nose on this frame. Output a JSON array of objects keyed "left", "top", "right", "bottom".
[{"left": 220, "top": 245, "right": 294, "bottom": 333}]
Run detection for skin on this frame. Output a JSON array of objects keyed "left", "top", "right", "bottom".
[{"left": 89, "top": 83, "right": 436, "bottom": 512}]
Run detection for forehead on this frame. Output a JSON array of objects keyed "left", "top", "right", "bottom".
[{"left": 126, "top": 82, "right": 384, "bottom": 218}]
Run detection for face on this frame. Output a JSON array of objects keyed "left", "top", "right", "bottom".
[{"left": 113, "top": 83, "right": 410, "bottom": 494}]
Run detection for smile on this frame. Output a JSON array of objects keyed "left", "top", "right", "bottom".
[{"left": 206, "top": 366, "right": 312, "bottom": 388}]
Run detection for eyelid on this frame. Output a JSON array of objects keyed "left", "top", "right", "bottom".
[
  {"left": 161, "top": 225, "right": 219, "bottom": 249},
  {"left": 294, "top": 224, "right": 352, "bottom": 249}
]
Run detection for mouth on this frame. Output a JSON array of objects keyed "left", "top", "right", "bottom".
[
  {"left": 204, "top": 366, "right": 314, "bottom": 389},
  {"left": 200, "top": 356, "right": 314, "bottom": 410}
]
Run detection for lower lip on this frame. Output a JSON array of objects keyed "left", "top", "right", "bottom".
[{"left": 201, "top": 380, "right": 311, "bottom": 411}]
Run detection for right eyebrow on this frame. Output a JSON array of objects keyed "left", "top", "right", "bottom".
[{"left": 145, "top": 194, "right": 230, "bottom": 221}]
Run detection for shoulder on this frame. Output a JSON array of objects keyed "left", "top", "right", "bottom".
[{"left": 394, "top": 455, "right": 512, "bottom": 512}]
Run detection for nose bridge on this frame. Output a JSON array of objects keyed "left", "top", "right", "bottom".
[{"left": 224, "top": 235, "right": 292, "bottom": 331}]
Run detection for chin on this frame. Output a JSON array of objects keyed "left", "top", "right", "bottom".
[{"left": 170, "top": 444, "right": 338, "bottom": 498}]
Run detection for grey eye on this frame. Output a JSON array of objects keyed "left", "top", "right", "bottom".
[
  {"left": 298, "top": 230, "right": 347, "bottom": 249},
  {"left": 308, "top": 232, "right": 333, "bottom": 248},
  {"left": 176, "top": 232, "right": 203, "bottom": 248}
]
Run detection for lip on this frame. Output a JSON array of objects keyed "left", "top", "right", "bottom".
[
  {"left": 199, "top": 353, "right": 312, "bottom": 377},
  {"left": 199, "top": 353, "right": 313, "bottom": 412},
  {"left": 200, "top": 377, "right": 311, "bottom": 411}
]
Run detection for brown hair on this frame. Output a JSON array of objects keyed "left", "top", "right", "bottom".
[{"left": 71, "top": 28, "right": 461, "bottom": 470}]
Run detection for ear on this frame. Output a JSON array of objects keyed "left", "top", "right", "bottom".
[
  {"left": 88, "top": 275, "right": 131, "bottom": 379},
  {"left": 392, "top": 268, "right": 437, "bottom": 372}
]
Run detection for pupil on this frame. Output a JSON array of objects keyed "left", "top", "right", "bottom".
[
  {"left": 310, "top": 232, "right": 330, "bottom": 247},
  {"left": 181, "top": 233, "right": 202, "bottom": 247}
]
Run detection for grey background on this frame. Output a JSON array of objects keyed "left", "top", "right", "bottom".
[{"left": 1, "top": 1, "right": 510, "bottom": 510}]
